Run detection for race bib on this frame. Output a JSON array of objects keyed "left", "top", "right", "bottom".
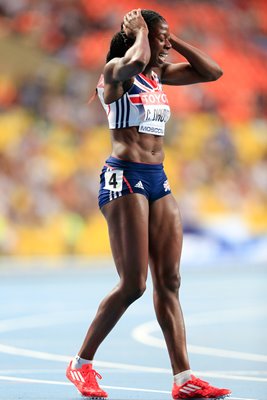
[
  {"left": 139, "top": 92, "right": 171, "bottom": 136},
  {"left": 104, "top": 169, "right": 123, "bottom": 192}
]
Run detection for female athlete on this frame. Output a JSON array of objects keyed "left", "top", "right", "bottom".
[{"left": 66, "top": 9, "right": 231, "bottom": 399}]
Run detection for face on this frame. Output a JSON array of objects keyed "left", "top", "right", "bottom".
[{"left": 148, "top": 21, "right": 171, "bottom": 67}]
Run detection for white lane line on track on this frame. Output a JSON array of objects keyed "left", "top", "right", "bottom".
[
  {"left": 1, "top": 308, "right": 266, "bottom": 365},
  {"left": 188, "top": 345, "right": 267, "bottom": 363},
  {"left": 0, "top": 375, "right": 259, "bottom": 400},
  {"left": 0, "top": 343, "right": 168, "bottom": 372},
  {"left": 132, "top": 320, "right": 267, "bottom": 363},
  {"left": 0, "top": 344, "right": 267, "bottom": 383},
  {"left": 1, "top": 310, "right": 266, "bottom": 363}
]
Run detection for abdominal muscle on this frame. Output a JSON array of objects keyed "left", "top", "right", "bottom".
[{"left": 110, "top": 126, "right": 164, "bottom": 164}]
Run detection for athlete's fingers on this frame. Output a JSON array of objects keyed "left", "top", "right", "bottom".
[{"left": 125, "top": 9, "right": 139, "bottom": 19}]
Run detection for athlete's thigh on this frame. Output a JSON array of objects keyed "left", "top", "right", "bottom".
[
  {"left": 149, "top": 194, "right": 183, "bottom": 280},
  {"left": 101, "top": 193, "right": 149, "bottom": 282}
]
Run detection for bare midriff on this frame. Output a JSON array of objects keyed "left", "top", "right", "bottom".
[{"left": 110, "top": 126, "right": 164, "bottom": 164}]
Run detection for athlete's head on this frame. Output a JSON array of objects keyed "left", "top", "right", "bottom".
[{"left": 106, "top": 9, "right": 170, "bottom": 66}]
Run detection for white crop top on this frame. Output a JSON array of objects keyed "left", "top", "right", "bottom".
[{"left": 97, "top": 71, "right": 170, "bottom": 136}]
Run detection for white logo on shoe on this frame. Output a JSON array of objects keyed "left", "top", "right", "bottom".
[
  {"left": 179, "top": 383, "right": 202, "bottom": 394},
  {"left": 70, "top": 371, "right": 85, "bottom": 382}
]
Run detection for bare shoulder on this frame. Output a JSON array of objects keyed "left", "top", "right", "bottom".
[{"left": 158, "top": 62, "right": 174, "bottom": 78}]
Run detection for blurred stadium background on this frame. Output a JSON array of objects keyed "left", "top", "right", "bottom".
[{"left": 0, "top": 0, "right": 266, "bottom": 264}]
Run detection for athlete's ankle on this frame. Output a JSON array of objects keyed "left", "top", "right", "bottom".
[
  {"left": 173, "top": 369, "right": 192, "bottom": 385},
  {"left": 71, "top": 355, "right": 93, "bottom": 369}
]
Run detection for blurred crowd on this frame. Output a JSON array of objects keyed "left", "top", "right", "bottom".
[{"left": 0, "top": 0, "right": 266, "bottom": 255}]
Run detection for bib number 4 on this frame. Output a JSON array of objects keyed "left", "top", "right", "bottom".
[{"left": 104, "top": 169, "right": 123, "bottom": 192}]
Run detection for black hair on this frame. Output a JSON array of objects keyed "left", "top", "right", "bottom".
[{"left": 106, "top": 9, "right": 166, "bottom": 63}]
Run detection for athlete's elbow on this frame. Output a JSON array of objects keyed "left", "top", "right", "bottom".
[{"left": 207, "top": 66, "right": 223, "bottom": 81}]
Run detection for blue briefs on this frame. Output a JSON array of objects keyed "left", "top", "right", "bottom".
[{"left": 98, "top": 156, "right": 171, "bottom": 209}]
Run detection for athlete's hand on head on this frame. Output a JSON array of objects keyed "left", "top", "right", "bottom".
[{"left": 122, "top": 8, "right": 148, "bottom": 39}]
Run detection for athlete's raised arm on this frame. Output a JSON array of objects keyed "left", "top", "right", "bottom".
[
  {"left": 104, "top": 9, "right": 150, "bottom": 85},
  {"left": 160, "top": 33, "right": 223, "bottom": 85}
]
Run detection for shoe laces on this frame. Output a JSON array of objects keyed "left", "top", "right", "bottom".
[{"left": 82, "top": 365, "right": 102, "bottom": 389}]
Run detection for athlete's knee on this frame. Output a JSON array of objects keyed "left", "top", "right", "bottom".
[
  {"left": 167, "top": 272, "right": 181, "bottom": 293},
  {"left": 120, "top": 280, "right": 146, "bottom": 305},
  {"left": 154, "top": 271, "right": 181, "bottom": 297}
]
